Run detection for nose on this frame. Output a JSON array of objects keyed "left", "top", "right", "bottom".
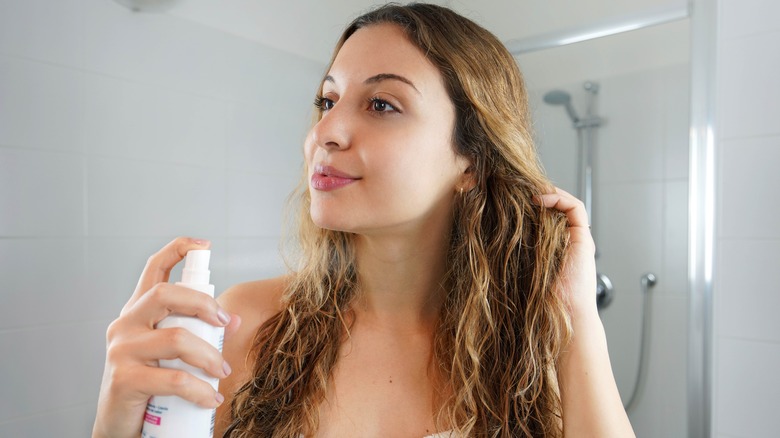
[{"left": 310, "top": 104, "right": 351, "bottom": 151}]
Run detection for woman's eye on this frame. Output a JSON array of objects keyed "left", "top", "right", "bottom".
[
  {"left": 314, "top": 96, "right": 334, "bottom": 112},
  {"left": 369, "top": 98, "right": 397, "bottom": 113}
]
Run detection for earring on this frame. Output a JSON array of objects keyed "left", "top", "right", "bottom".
[{"left": 459, "top": 187, "right": 464, "bottom": 195}]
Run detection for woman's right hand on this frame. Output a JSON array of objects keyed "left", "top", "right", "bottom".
[{"left": 92, "top": 237, "right": 240, "bottom": 438}]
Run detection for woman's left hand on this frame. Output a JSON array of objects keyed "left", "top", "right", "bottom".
[
  {"left": 537, "top": 187, "right": 598, "bottom": 319},
  {"left": 539, "top": 190, "right": 635, "bottom": 435}
]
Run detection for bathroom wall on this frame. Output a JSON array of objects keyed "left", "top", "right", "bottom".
[
  {"left": 0, "top": 0, "right": 323, "bottom": 435},
  {"left": 713, "top": 0, "right": 780, "bottom": 437},
  {"left": 520, "top": 19, "right": 690, "bottom": 437}
]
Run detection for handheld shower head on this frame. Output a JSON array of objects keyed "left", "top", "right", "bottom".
[
  {"left": 543, "top": 90, "right": 571, "bottom": 105},
  {"left": 543, "top": 89, "right": 580, "bottom": 123}
]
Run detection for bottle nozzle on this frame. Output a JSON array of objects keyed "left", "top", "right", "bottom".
[{"left": 181, "top": 249, "right": 211, "bottom": 285}]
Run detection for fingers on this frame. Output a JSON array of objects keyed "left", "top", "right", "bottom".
[
  {"left": 104, "top": 311, "right": 233, "bottom": 414},
  {"left": 122, "top": 282, "right": 230, "bottom": 330},
  {"left": 118, "top": 365, "right": 225, "bottom": 409},
  {"left": 535, "top": 188, "right": 595, "bottom": 255},
  {"left": 125, "top": 237, "right": 211, "bottom": 313},
  {"left": 117, "top": 327, "right": 231, "bottom": 380},
  {"left": 223, "top": 313, "right": 242, "bottom": 338},
  {"left": 536, "top": 187, "right": 589, "bottom": 229}
]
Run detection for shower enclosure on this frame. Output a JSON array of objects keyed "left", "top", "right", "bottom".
[
  {"left": 543, "top": 79, "right": 657, "bottom": 415},
  {"left": 510, "top": 6, "right": 698, "bottom": 437}
]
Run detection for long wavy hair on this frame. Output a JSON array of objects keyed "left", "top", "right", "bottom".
[{"left": 226, "top": 3, "right": 572, "bottom": 437}]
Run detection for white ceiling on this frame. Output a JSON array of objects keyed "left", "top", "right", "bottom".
[{"left": 166, "top": 0, "right": 687, "bottom": 64}]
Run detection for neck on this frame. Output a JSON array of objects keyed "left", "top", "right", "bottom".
[{"left": 353, "top": 225, "right": 451, "bottom": 333}]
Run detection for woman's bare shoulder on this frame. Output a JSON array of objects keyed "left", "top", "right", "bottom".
[
  {"left": 214, "top": 275, "right": 289, "bottom": 435},
  {"left": 218, "top": 276, "right": 288, "bottom": 326},
  {"left": 216, "top": 276, "right": 288, "bottom": 367}
]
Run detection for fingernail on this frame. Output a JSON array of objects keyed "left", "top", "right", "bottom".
[
  {"left": 217, "top": 308, "right": 231, "bottom": 325},
  {"left": 222, "top": 360, "right": 232, "bottom": 377},
  {"left": 192, "top": 238, "right": 210, "bottom": 246},
  {"left": 215, "top": 392, "right": 225, "bottom": 406}
]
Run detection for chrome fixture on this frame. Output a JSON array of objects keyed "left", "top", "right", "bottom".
[{"left": 596, "top": 272, "right": 614, "bottom": 310}]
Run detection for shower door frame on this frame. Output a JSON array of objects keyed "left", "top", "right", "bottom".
[{"left": 506, "top": 1, "right": 717, "bottom": 436}]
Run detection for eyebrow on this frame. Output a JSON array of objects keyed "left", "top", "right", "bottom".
[{"left": 323, "top": 73, "right": 420, "bottom": 94}]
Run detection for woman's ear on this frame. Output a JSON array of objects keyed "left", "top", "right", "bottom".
[{"left": 458, "top": 163, "right": 477, "bottom": 191}]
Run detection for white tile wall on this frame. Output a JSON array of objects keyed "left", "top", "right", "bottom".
[
  {"left": 663, "top": 180, "right": 689, "bottom": 296},
  {"left": 714, "top": 2, "right": 780, "bottom": 437},
  {"left": 0, "top": 57, "right": 85, "bottom": 153},
  {"left": 81, "top": 0, "right": 321, "bottom": 103},
  {"left": 227, "top": 99, "right": 310, "bottom": 174},
  {"left": 718, "top": 239, "right": 780, "bottom": 342},
  {"left": 0, "top": 148, "right": 85, "bottom": 237},
  {"left": 82, "top": 74, "right": 230, "bottom": 168},
  {"left": 0, "top": 0, "right": 85, "bottom": 66},
  {"left": 719, "top": 136, "right": 780, "bottom": 239},
  {"left": 663, "top": 64, "right": 691, "bottom": 181},
  {"left": 716, "top": 338, "right": 780, "bottom": 437},
  {"left": 86, "top": 156, "right": 228, "bottom": 238},
  {"left": 597, "top": 70, "right": 666, "bottom": 184},
  {"left": 227, "top": 171, "right": 299, "bottom": 238},
  {"left": 720, "top": 0, "right": 780, "bottom": 39},
  {"left": 718, "top": 33, "right": 780, "bottom": 140},
  {"left": 0, "top": 403, "right": 95, "bottom": 437},
  {"left": 0, "top": 322, "right": 106, "bottom": 422},
  {"left": 82, "top": 0, "right": 227, "bottom": 96},
  {"left": 226, "top": 237, "right": 290, "bottom": 286},
  {"left": 0, "top": 0, "right": 324, "bottom": 434},
  {"left": 0, "top": 238, "right": 88, "bottom": 330}
]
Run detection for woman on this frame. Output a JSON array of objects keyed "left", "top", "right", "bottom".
[{"left": 93, "top": 3, "right": 634, "bottom": 437}]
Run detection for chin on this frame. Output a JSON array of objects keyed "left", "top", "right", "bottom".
[{"left": 309, "top": 208, "right": 350, "bottom": 233}]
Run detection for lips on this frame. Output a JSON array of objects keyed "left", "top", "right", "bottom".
[{"left": 311, "top": 164, "right": 360, "bottom": 191}]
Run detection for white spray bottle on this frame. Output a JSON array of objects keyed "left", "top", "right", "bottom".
[{"left": 142, "top": 249, "right": 224, "bottom": 438}]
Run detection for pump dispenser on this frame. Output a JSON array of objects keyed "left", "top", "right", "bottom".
[
  {"left": 180, "top": 249, "right": 212, "bottom": 287},
  {"left": 142, "top": 250, "right": 223, "bottom": 438}
]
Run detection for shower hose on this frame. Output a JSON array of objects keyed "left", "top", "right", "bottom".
[{"left": 623, "top": 272, "right": 657, "bottom": 413}]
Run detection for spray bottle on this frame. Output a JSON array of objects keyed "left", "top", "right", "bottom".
[{"left": 141, "top": 249, "right": 224, "bottom": 438}]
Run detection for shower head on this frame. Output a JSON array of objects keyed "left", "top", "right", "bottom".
[
  {"left": 543, "top": 89, "right": 580, "bottom": 123},
  {"left": 543, "top": 90, "right": 571, "bottom": 105}
]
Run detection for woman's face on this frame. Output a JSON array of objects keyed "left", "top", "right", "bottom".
[{"left": 304, "top": 23, "right": 470, "bottom": 236}]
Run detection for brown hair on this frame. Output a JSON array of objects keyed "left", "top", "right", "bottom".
[{"left": 226, "top": 3, "right": 571, "bottom": 437}]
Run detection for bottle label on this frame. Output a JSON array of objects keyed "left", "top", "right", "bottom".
[
  {"left": 144, "top": 401, "right": 166, "bottom": 425},
  {"left": 144, "top": 412, "right": 162, "bottom": 426}
]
